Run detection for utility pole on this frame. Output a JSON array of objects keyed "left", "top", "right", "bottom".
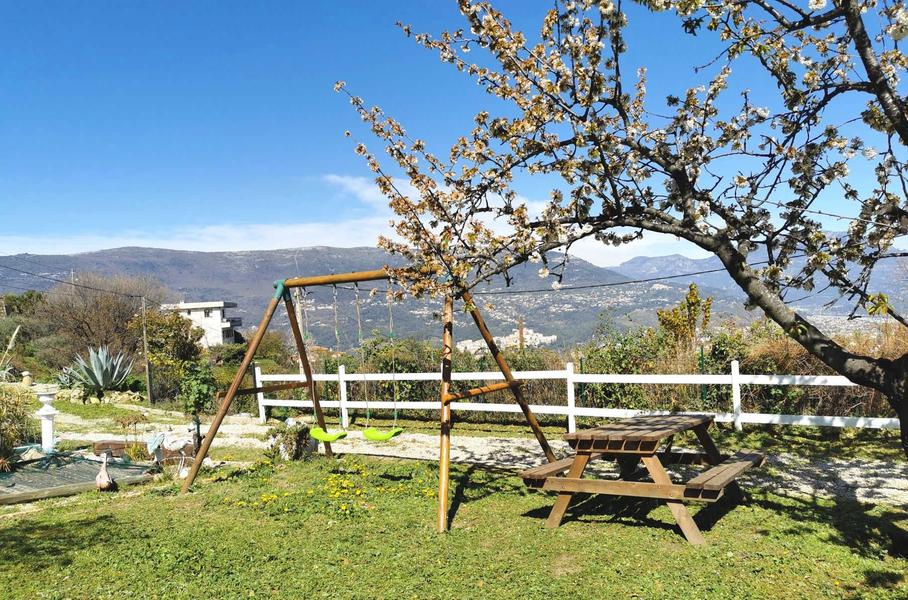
[
  {"left": 518, "top": 316, "right": 525, "bottom": 353},
  {"left": 141, "top": 296, "right": 154, "bottom": 404}
]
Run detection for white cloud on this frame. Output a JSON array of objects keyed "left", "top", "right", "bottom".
[
  {"left": 0, "top": 174, "right": 405, "bottom": 255},
  {"left": 0, "top": 217, "right": 394, "bottom": 255},
  {"left": 569, "top": 232, "right": 710, "bottom": 267},
  {"left": 321, "top": 174, "right": 389, "bottom": 209},
  {"left": 321, "top": 174, "right": 420, "bottom": 212},
  {"left": 0, "top": 173, "right": 711, "bottom": 266}
]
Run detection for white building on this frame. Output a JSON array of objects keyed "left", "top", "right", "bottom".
[
  {"left": 161, "top": 301, "right": 243, "bottom": 348},
  {"left": 456, "top": 328, "right": 557, "bottom": 355}
]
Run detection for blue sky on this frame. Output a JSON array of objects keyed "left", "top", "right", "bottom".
[{"left": 0, "top": 2, "right": 890, "bottom": 266}]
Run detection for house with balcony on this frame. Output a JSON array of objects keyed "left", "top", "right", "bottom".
[{"left": 161, "top": 301, "right": 243, "bottom": 348}]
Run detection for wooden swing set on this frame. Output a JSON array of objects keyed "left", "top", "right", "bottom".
[{"left": 178, "top": 268, "right": 556, "bottom": 532}]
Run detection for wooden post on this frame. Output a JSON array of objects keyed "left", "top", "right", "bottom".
[
  {"left": 284, "top": 290, "right": 334, "bottom": 458},
  {"left": 641, "top": 455, "right": 706, "bottom": 545},
  {"left": 291, "top": 286, "right": 306, "bottom": 374},
  {"left": 544, "top": 453, "right": 590, "bottom": 528},
  {"left": 284, "top": 269, "right": 389, "bottom": 288},
  {"left": 180, "top": 292, "right": 281, "bottom": 493},
  {"left": 141, "top": 296, "right": 154, "bottom": 404},
  {"left": 461, "top": 291, "right": 556, "bottom": 463},
  {"left": 437, "top": 295, "right": 454, "bottom": 533}
]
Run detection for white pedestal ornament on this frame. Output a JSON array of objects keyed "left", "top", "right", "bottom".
[{"left": 35, "top": 386, "right": 59, "bottom": 453}]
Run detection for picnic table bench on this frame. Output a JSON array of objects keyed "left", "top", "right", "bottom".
[{"left": 520, "top": 414, "right": 764, "bottom": 545}]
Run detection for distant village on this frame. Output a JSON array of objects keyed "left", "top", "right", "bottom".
[{"left": 456, "top": 327, "right": 557, "bottom": 355}]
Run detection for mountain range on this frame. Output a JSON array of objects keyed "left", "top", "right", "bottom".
[
  {"left": 0, "top": 246, "right": 904, "bottom": 348},
  {"left": 615, "top": 253, "right": 908, "bottom": 311}
]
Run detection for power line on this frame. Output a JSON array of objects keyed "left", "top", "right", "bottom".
[
  {"left": 0, "top": 281, "right": 93, "bottom": 298},
  {"left": 474, "top": 265, "right": 732, "bottom": 295},
  {"left": 758, "top": 199, "right": 902, "bottom": 232},
  {"left": 4, "top": 254, "right": 68, "bottom": 273},
  {"left": 0, "top": 262, "right": 153, "bottom": 300},
  {"left": 326, "top": 265, "right": 731, "bottom": 297},
  {"left": 328, "top": 247, "right": 869, "bottom": 298}
]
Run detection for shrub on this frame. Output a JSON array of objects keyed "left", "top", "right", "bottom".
[
  {"left": 208, "top": 343, "right": 247, "bottom": 365},
  {"left": 127, "top": 309, "right": 204, "bottom": 402},
  {"left": 577, "top": 327, "right": 674, "bottom": 410},
  {"left": 178, "top": 361, "right": 218, "bottom": 451},
  {"left": 0, "top": 325, "right": 21, "bottom": 382},
  {"left": 264, "top": 422, "right": 314, "bottom": 462},
  {"left": 0, "top": 384, "right": 38, "bottom": 470},
  {"left": 257, "top": 332, "right": 293, "bottom": 367},
  {"left": 114, "top": 412, "right": 148, "bottom": 441}
]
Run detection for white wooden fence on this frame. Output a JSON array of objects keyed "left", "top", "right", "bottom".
[{"left": 254, "top": 360, "right": 900, "bottom": 432}]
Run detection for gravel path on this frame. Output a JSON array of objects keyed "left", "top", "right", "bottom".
[
  {"left": 324, "top": 431, "right": 908, "bottom": 507},
  {"left": 55, "top": 409, "right": 908, "bottom": 507}
]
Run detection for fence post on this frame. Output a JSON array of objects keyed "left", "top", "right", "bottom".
[
  {"left": 254, "top": 363, "right": 266, "bottom": 424},
  {"left": 731, "top": 359, "right": 742, "bottom": 431},
  {"left": 338, "top": 364, "right": 349, "bottom": 429},
  {"left": 565, "top": 362, "right": 577, "bottom": 433}
]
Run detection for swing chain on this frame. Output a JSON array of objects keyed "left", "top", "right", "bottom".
[
  {"left": 300, "top": 287, "right": 311, "bottom": 342},
  {"left": 353, "top": 283, "right": 372, "bottom": 427},
  {"left": 387, "top": 284, "right": 399, "bottom": 427},
  {"left": 332, "top": 284, "right": 342, "bottom": 352}
]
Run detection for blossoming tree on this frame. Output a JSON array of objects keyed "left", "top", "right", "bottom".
[{"left": 339, "top": 0, "right": 908, "bottom": 457}]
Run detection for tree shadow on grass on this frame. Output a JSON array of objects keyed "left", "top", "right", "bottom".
[
  {"left": 446, "top": 464, "right": 533, "bottom": 528},
  {"left": 521, "top": 485, "right": 741, "bottom": 539},
  {"left": 516, "top": 460, "right": 908, "bottom": 565},
  {"left": 747, "top": 484, "right": 907, "bottom": 593},
  {"left": 748, "top": 488, "right": 907, "bottom": 562},
  {"left": 0, "top": 514, "right": 119, "bottom": 571}
]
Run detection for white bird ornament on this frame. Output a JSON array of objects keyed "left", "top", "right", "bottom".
[{"left": 95, "top": 452, "right": 116, "bottom": 492}]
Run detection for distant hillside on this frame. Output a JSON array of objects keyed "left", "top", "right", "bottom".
[
  {"left": 0, "top": 246, "right": 746, "bottom": 348},
  {"left": 614, "top": 252, "right": 908, "bottom": 313}
]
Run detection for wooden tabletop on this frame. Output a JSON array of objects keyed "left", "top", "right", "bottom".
[{"left": 562, "top": 414, "right": 713, "bottom": 443}]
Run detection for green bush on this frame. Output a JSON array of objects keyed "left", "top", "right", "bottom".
[
  {"left": 264, "top": 422, "right": 314, "bottom": 462},
  {"left": 208, "top": 343, "right": 247, "bottom": 366},
  {"left": 577, "top": 327, "right": 673, "bottom": 410},
  {"left": 178, "top": 361, "right": 219, "bottom": 451},
  {"left": 0, "top": 384, "right": 38, "bottom": 469}
]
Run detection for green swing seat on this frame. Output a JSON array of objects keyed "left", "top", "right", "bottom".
[
  {"left": 363, "top": 426, "right": 403, "bottom": 442},
  {"left": 310, "top": 426, "right": 348, "bottom": 443}
]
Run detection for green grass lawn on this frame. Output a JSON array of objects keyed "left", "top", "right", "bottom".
[
  {"left": 28, "top": 398, "right": 144, "bottom": 421},
  {"left": 1, "top": 455, "right": 905, "bottom": 599},
  {"left": 310, "top": 413, "right": 905, "bottom": 461}
]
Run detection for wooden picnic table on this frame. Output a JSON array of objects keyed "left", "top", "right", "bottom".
[{"left": 520, "top": 414, "right": 764, "bottom": 545}]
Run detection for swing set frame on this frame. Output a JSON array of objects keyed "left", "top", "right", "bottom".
[{"left": 179, "top": 268, "right": 556, "bottom": 532}]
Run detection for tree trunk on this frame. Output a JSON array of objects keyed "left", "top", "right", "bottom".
[
  {"left": 706, "top": 241, "right": 908, "bottom": 460},
  {"left": 898, "top": 403, "right": 908, "bottom": 462},
  {"left": 192, "top": 414, "right": 202, "bottom": 455},
  {"left": 892, "top": 378, "right": 908, "bottom": 461}
]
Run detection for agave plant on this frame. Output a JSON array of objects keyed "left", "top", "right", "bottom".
[
  {"left": 68, "top": 346, "right": 133, "bottom": 398},
  {"left": 57, "top": 367, "right": 77, "bottom": 389}
]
